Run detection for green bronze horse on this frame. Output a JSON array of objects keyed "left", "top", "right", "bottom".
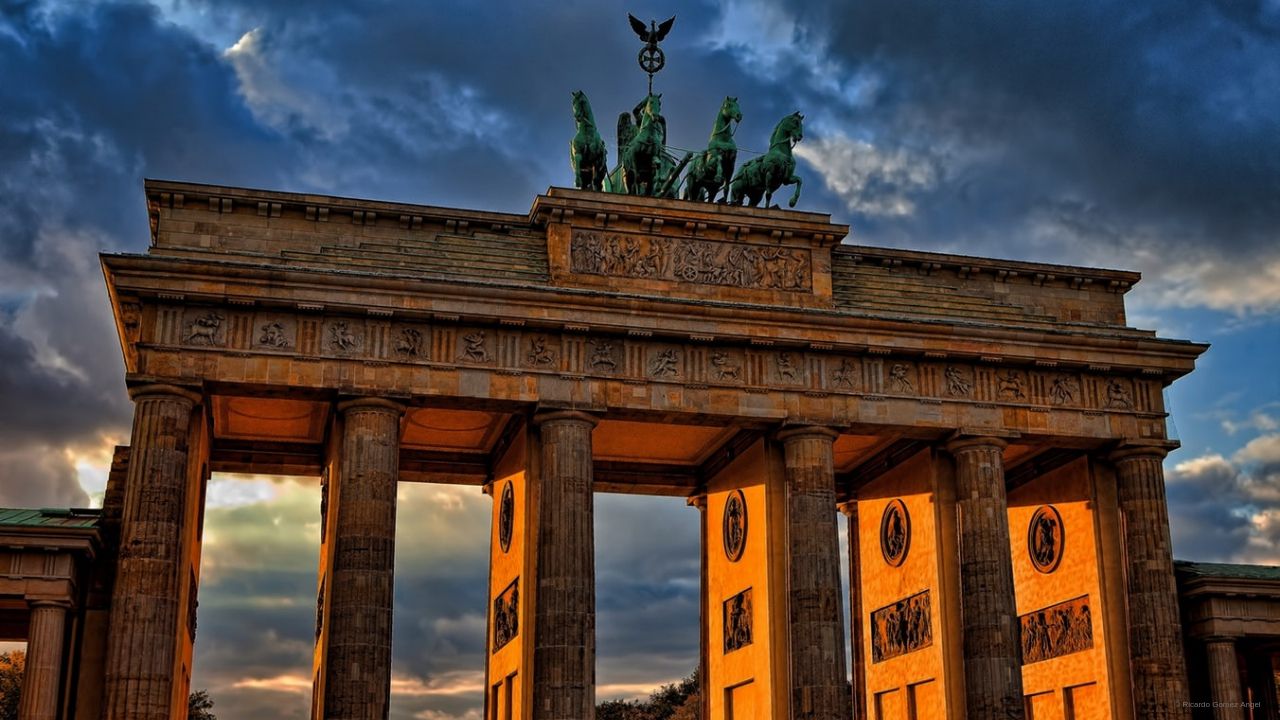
[
  {"left": 729, "top": 112, "right": 804, "bottom": 208},
  {"left": 569, "top": 90, "right": 608, "bottom": 191},
  {"left": 682, "top": 96, "right": 742, "bottom": 203},
  {"left": 617, "top": 94, "right": 670, "bottom": 196}
]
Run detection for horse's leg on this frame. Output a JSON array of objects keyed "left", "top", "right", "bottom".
[{"left": 787, "top": 175, "right": 803, "bottom": 208}]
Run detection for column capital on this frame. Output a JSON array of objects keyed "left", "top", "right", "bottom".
[
  {"left": 943, "top": 433, "right": 1008, "bottom": 455},
  {"left": 775, "top": 424, "right": 840, "bottom": 443},
  {"left": 336, "top": 396, "right": 405, "bottom": 416},
  {"left": 27, "top": 599, "right": 73, "bottom": 611},
  {"left": 686, "top": 494, "right": 707, "bottom": 510},
  {"left": 1108, "top": 442, "right": 1175, "bottom": 463},
  {"left": 531, "top": 409, "right": 599, "bottom": 428},
  {"left": 127, "top": 383, "right": 202, "bottom": 405},
  {"left": 1202, "top": 635, "right": 1240, "bottom": 645},
  {"left": 837, "top": 499, "right": 858, "bottom": 517}
]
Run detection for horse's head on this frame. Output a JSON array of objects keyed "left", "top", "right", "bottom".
[
  {"left": 770, "top": 111, "right": 804, "bottom": 148},
  {"left": 721, "top": 96, "right": 743, "bottom": 125},
  {"left": 571, "top": 90, "right": 594, "bottom": 125}
]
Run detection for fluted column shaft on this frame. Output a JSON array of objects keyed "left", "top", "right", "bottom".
[
  {"left": 1111, "top": 446, "right": 1191, "bottom": 720},
  {"left": 1204, "top": 637, "right": 1243, "bottom": 720},
  {"left": 323, "top": 398, "right": 404, "bottom": 720},
  {"left": 531, "top": 411, "right": 598, "bottom": 720},
  {"left": 103, "top": 384, "right": 200, "bottom": 720},
  {"left": 839, "top": 502, "right": 867, "bottom": 720},
  {"left": 778, "top": 427, "right": 851, "bottom": 720},
  {"left": 945, "top": 436, "right": 1024, "bottom": 720},
  {"left": 19, "top": 601, "right": 69, "bottom": 720}
]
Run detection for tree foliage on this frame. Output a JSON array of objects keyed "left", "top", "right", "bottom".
[
  {"left": 188, "top": 688, "right": 217, "bottom": 720},
  {"left": 0, "top": 651, "right": 24, "bottom": 720},
  {"left": 596, "top": 669, "right": 699, "bottom": 720}
]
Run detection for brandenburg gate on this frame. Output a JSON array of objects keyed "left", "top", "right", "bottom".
[{"left": 87, "top": 174, "right": 1205, "bottom": 720}]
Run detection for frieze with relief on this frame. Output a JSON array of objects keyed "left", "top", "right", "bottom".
[
  {"left": 1020, "top": 595, "right": 1093, "bottom": 664},
  {"left": 156, "top": 305, "right": 1163, "bottom": 416},
  {"left": 570, "top": 229, "right": 812, "bottom": 291}
]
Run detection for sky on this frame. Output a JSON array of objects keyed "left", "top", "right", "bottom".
[{"left": 0, "top": 0, "right": 1278, "bottom": 718}]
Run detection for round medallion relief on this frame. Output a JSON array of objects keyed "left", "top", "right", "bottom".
[
  {"left": 879, "top": 499, "right": 910, "bottom": 567},
  {"left": 722, "top": 489, "right": 747, "bottom": 562},
  {"left": 498, "top": 481, "right": 515, "bottom": 553},
  {"left": 1028, "top": 505, "right": 1064, "bottom": 573}
]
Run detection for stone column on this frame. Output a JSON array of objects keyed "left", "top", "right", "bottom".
[
  {"left": 777, "top": 426, "right": 851, "bottom": 720},
  {"left": 688, "top": 495, "right": 709, "bottom": 720},
  {"left": 323, "top": 398, "right": 404, "bottom": 720},
  {"left": 18, "top": 600, "right": 69, "bottom": 720},
  {"left": 1204, "top": 637, "right": 1244, "bottom": 720},
  {"left": 103, "top": 383, "right": 201, "bottom": 720},
  {"left": 1109, "top": 445, "right": 1191, "bottom": 720},
  {"left": 531, "top": 411, "right": 598, "bottom": 720},
  {"left": 944, "top": 436, "right": 1024, "bottom": 720},
  {"left": 839, "top": 501, "right": 867, "bottom": 720}
]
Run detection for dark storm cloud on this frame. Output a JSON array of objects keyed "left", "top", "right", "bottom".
[
  {"left": 778, "top": 0, "right": 1280, "bottom": 263},
  {"left": 1166, "top": 436, "right": 1280, "bottom": 564}
]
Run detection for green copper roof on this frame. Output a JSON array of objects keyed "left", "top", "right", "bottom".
[
  {"left": 1174, "top": 560, "right": 1280, "bottom": 581},
  {"left": 0, "top": 507, "right": 101, "bottom": 529}
]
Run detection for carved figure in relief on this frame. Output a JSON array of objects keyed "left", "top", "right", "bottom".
[
  {"left": 526, "top": 336, "right": 556, "bottom": 366},
  {"left": 724, "top": 590, "right": 753, "bottom": 652},
  {"left": 880, "top": 500, "right": 910, "bottom": 567},
  {"left": 776, "top": 352, "right": 798, "bottom": 381},
  {"left": 888, "top": 363, "right": 913, "bottom": 393},
  {"left": 1020, "top": 596, "right": 1093, "bottom": 664},
  {"left": 184, "top": 312, "right": 224, "bottom": 345},
  {"left": 460, "top": 332, "right": 491, "bottom": 363},
  {"left": 998, "top": 370, "right": 1026, "bottom": 399},
  {"left": 492, "top": 581, "right": 519, "bottom": 652},
  {"left": 498, "top": 482, "right": 514, "bottom": 553},
  {"left": 395, "top": 328, "right": 425, "bottom": 357},
  {"left": 1050, "top": 375, "right": 1079, "bottom": 405},
  {"left": 259, "top": 322, "right": 290, "bottom": 348},
  {"left": 1106, "top": 379, "right": 1133, "bottom": 409},
  {"left": 722, "top": 490, "right": 747, "bottom": 561},
  {"left": 649, "top": 349, "right": 679, "bottom": 378},
  {"left": 830, "top": 359, "right": 856, "bottom": 388},
  {"left": 329, "top": 322, "right": 359, "bottom": 352},
  {"left": 588, "top": 339, "right": 617, "bottom": 370},
  {"left": 944, "top": 365, "right": 972, "bottom": 397},
  {"left": 569, "top": 231, "right": 810, "bottom": 292},
  {"left": 710, "top": 351, "right": 740, "bottom": 381},
  {"left": 1028, "top": 505, "right": 1064, "bottom": 573},
  {"left": 871, "top": 591, "right": 933, "bottom": 662}
]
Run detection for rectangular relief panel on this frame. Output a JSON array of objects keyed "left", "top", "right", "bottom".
[
  {"left": 870, "top": 590, "right": 933, "bottom": 663},
  {"left": 1019, "top": 596, "right": 1093, "bottom": 665},
  {"left": 723, "top": 588, "right": 754, "bottom": 653},
  {"left": 492, "top": 579, "right": 519, "bottom": 653}
]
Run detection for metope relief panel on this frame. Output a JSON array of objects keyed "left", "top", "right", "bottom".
[
  {"left": 390, "top": 323, "right": 430, "bottom": 360},
  {"left": 569, "top": 229, "right": 812, "bottom": 292},
  {"left": 181, "top": 308, "right": 227, "bottom": 347},
  {"left": 1020, "top": 595, "right": 1093, "bottom": 664},
  {"left": 870, "top": 590, "right": 933, "bottom": 662},
  {"left": 492, "top": 578, "right": 519, "bottom": 653},
  {"left": 253, "top": 313, "right": 296, "bottom": 351},
  {"left": 322, "top": 318, "right": 365, "bottom": 356}
]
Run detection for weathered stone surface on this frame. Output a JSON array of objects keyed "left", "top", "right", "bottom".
[
  {"left": 531, "top": 411, "right": 598, "bottom": 720},
  {"left": 102, "top": 384, "right": 200, "bottom": 720},
  {"left": 19, "top": 601, "right": 69, "bottom": 720},
  {"left": 778, "top": 427, "right": 851, "bottom": 720},
  {"left": 945, "top": 436, "right": 1025, "bottom": 720},
  {"left": 321, "top": 398, "right": 404, "bottom": 720},
  {"left": 1110, "top": 446, "right": 1191, "bottom": 720},
  {"left": 1204, "top": 637, "right": 1243, "bottom": 720}
]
